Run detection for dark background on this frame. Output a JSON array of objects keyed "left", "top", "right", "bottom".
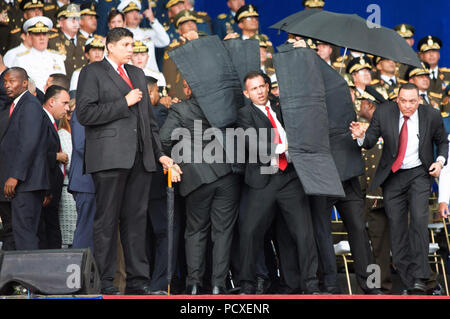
[{"left": 194, "top": 0, "right": 450, "bottom": 67}]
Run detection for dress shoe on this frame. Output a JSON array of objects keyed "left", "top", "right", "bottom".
[
  {"left": 150, "top": 290, "right": 168, "bottom": 295},
  {"left": 255, "top": 276, "right": 270, "bottom": 294},
  {"left": 101, "top": 286, "right": 121, "bottom": 295},
  {"left": 240, "top": 281, "right": 256, "bottom": 295},
  {"left": 212, "top": 286, "right": 227, "bottom": 295},
  {"left": 409, "top": 279, "right": 427, "bottom": 295},
  {"left": 125, "top": 284, "right": 153, "bottom": 295},
  {"left": 186, "top": 284, "right": 202, "bottom": 295},
  {"left": 363, "top": 288, "right": 383, "bottom": 295}
]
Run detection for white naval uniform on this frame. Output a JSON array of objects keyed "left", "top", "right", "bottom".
[
  {"left": 69, "top": 68, "right": 81, "bottom": 91},
  {"left": 127, "top": 19, "right": 170, "bottom": 72},
  {"left": 12, "top": 47, "right": 66, "bottom": 92},
  {"left": 3, "top": 43, "right": 30, "bottom": 68},
  {"left": 142, "top": 67, "right": 166, "bottom": 87}
]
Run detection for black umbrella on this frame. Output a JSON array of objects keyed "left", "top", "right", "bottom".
[
  {"left": 269, "top": 8, "right": 321, "bottom": 33},
  {"left": 270, "top": 10, "right": 422, "bottom": 68},
  {"left": 165, "top": 167, "right": 175, "bottom": 295}
]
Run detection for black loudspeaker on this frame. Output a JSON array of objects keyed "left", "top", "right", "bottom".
[{"left": 0, "top": 248, "right": 100, "bottom": 295}]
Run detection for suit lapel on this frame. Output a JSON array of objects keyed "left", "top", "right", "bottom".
[
  {"left": 418, "top": 105, "right": 427, "bottom": 151},
  {"left": 250, "top": 103, "right": 272, "bottom": 129},
  {"left": 102, "top": 59, "right": 133, "bottom": 96},
  {"left": 5, "top": 91, "right": 28, "bottom": 132},
  {"left": 392, "top": 104, "right": 400, "bottom": 152}
]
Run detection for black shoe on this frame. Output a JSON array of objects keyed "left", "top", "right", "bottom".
[
  {"left": 324, "top": 285, "right": 342, "bottom": 295},
  {"left": 255, "top": 276, "right": 270, "bottom": 294},
  {"left": 125, "top": 284, "right": 153, "bottom": 295},
  {"left": 101, "top": 286, "right": 121, "bottom": 295},
  {"left": 150, "top": 290, "right": 169, "bottom": 295},
  {"left": 212, "top": 286, "right": 227, "bottom": 295},
  {"left": 240, "top": 281, "right": 256, "bottom": 295},
  {"left": 186, "top": 284, "right": 202, "bottom": 295},
  {"left": 409, "top": 279, "right": 427, "bottom": 295},
  {"left": 363, "top": 288, "right": 383, "bottom": 295}
]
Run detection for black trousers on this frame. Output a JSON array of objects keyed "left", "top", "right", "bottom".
[
  {"left": 382, "top": 166, "right": 432, "bottom": 289},
  {"left": 92, "top": 152, "right": 152, "bottom": 289},
  {"left": 38, "top": 183, "right": 63, "bottom": 249},
  {"left": 0, "top": 201, "right": 15, "bottom": 250},
  {"left": 184, "top": 173, "right": 240, "bottom": 288},
  {"left": 310, "top": 177, "right": 373, "bottom": 291},
  {"left": 239, "top": 167, "right": 318, "bottom": 292},
  {"left": 11, "top": 191, "right": 45, "bottom": 250}
]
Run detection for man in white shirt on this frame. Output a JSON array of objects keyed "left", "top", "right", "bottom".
[{"left": 118, "top": 0, "right": 169, "bottom": 72}]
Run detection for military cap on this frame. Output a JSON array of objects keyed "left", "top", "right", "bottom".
[
  {"left": 303, "top": 0, "right": 325, "bottom": 8},
  {"left": 394, "top": 24, "right": 415, "bottom": 38},
  {"left": 165, "top": 0, "right": 184, "bottom": 9},
  {"left": 346, "top": 55, "right": 373, "bottom": 74},
  {"left": 57, "top": 3, "right": 81, "bottom": 19},
  {"left": 117, "top": 0, "right": 141, "bottom": 13},
  {"left": 80, "top": 1, "right": 98, "bottom": 17},
  {"left": 132, "top": 40, "right": 149, "bottom": 53},
  {"left": 250, "top": 34, "right": 268, "bottom": 48},
  {"left": 84, "top": 37, "right": 105, "bottom": 53},
  {"left": 372, "top": 56, "right": 394, "bottom": 66},
  {"left": 357, "top": 86, "right": 386, "bottom": 105},
  {"left": 23, "top": 16, "right": 53, "bottom": 33},
  {"left": 235, "top": 4, "right": 259, "bottom": 23},
  {"left": 20, "top": 0, "right": 44, "bottom": 11},
  {"left": 174, "top": 10, "right": 198, "bottom": 28},
  {"left": 405, "top": 62, "right": 431, "bottom": 81},
  {"left": 417, "top": 35, "right": 442, "bottom": 53}
]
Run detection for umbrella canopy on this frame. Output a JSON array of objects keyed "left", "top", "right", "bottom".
[
  {"left": 269, "top": 8, "right": 321, "bottom": 32},
  {"left": 271, "top": 10, "right": 422, "bottom": 68}
]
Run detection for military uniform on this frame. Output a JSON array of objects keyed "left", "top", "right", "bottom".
[
  {"left": 212, "top": 11, "right": 240, "bottom": 40},
  {"left": 42, "top": 0, "right": 59, "bottom": 26},
  {"left": 0, "top": 0, "right": 25, "bottom": 54},
  {"left": 394, "top": 24, "right": 415, "bottom": 81},
  {"left": 12, "top": 15, "right": 65, "bottom": 91},
  {"left": 96, "top": 0, "right": 121, "bottom": 37},
  {"left": 140, "top": 0, "right": 169, "bottom": 28},
  {"left": 132, "top": 39, "right": 166, "bottom": 88},
  {"left": 47, "top": 4, "right": 87, "bottom": 79}
]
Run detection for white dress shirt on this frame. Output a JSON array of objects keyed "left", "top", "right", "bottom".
[
  {"left": 380, "top": 74, "right": 397, "bottom": 86},
  {"left": 429, "top": 66, "right": 439, "bottom": 80},
  {"left": 438, "top": 135, "right": 450, "bottom": 205},
  {"left": 105, "top": 56, "right": 130, "bottom": 78}
]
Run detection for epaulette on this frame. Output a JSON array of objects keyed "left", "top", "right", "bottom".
[
  {"left": 44, "top": 4, "right": 55, "bottom": 10},
  {"left": 336, "top": 55, "right": 348, "bottom": 62},
  {"left": 197, "top": 11, "right": 208, "bottom": 16},
  {"left": 169, "top": 39, "right": 180, "bottom": 48},
  {"left": 10, "top": 27, "right": 20, "bottom": 34},
  {"left": 440, "top": 67, "right": 450, "bottom": 72},
  {"left": 370, "top": 79, "right": 380, "bottom": 85},
  {"left": 332, "top": 62, "right": 345, "bottom": 68},
  {"left": 218, "top": 13, "right": 227, "bottom": 19},
  {"left": 429, "top": 92, "right": 443, "bottom": 99},
  {"left": 93, "top": 34, "right": 104, "bottom": 40},
  {"left": 48, "top": 32, "right": 58, "bottom": 39},
  {"left": 16, "top": 50, "right": 30, "bottom": 57},
  {"left": 441, "top": 112, "right": 449, "bottom": 117},
  {"left": 398, "top": 79, "right": 407, "bottom": 84},
  {"left": 48, "top": 49, "right": 63, "bottom": 56}
]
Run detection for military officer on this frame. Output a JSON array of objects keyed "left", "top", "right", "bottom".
[
  {"left": 303, "top": 0, "right": 325, "bottom": 9},
  {"left": 96, "top": 0, "right": 121, "bottom": 37},
  {"left": 131, "top": 40, "right": 166, "bottom": 87},
  {"left": 417, "top": 35, "right": 450, "bottom": 94},
  {"left": 406, "top": 63, "right": 443, "bottom": 111},
  {"left": 47, "top": 3, "right": 87, "bottom": 79},
  {"left": 42, "top": 0, "right": 68, "bottom": 27},
  {"left": 12, "top": 15, "right": 65, "bottom": 91},
  {"left": 79, "top": 1, "right": 101, "bottom": 40},
  {"left": 212, "top": 0, "right": 244, "bottom": 40},
  {"left": 0, "top": 0, "right": 25, "bottom": 54},
  {"left": 183, "top": 0, "right": 211, "bottom": 35},
  {"left": 371, "top": 56, "right": 406, "bottom": 96},
  {"left": 394, "top": 24, "right": 415, "bottom": 81},
  {"left": 163, "top": 0, "right": 186, "bottom": 41},
  {"left": 3, "top": 26, "right": 32, "bottom": 67},
  {"left": 119, "top": 0, "right": 170, "bottom": 72},
  {"left": 443, "top": 85, "right": 450, "bottom": 113}
]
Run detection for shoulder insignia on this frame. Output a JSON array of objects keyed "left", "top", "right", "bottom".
[
  {"left": 218, "top": 13, "right": 227, "bottom": 19},
  {"left": 48, "top": 49, "right": 63, "bottom": 55},
  {"left": 10, "top": 28, "right": 20, "bottom": 34},
  {"left": 197, "top": 11, "right": 207, "bottom": 16},
  {"left": 332, "top": 62, "right": 345, "bottom": 68},
  {"left": 429, "top": 92, "right": 443, "bottom": 99},
  {"left": 164, "top": 50, "right": 170, "bottom": 60},
  {"left": 169, "top": 39, "right": 180, "bottom": 48},
  {"left": 370, "top": 79, "right": 380, "bottom": 85},
  {"left": 49, "top": 33, "right": 58, "bottom": 39},
  {"left": 398, "top": 79, "right": 407, "bottom": 84},
  {"left": 441, "top": 112, "right": 449, "bottom": 117},
  {"left": 16, "top": 50, "right": 30, "bottom": 57},
  {"left": 197, "top": 18, "right": 204, "bottom": 23},
  {"left": 44, "top": 4, "right": 55, "bottom": 10},
  {"left": 440, "top": 67, "right": 450, "bottom": 72}
]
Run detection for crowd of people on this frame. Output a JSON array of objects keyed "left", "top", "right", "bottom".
[{"left": 0, "top": 0, "right": 449, "bottom": 297}]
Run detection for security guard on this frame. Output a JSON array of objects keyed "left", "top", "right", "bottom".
[
  {"left": 371, "top": 56, "right": 406, "bottom": 95},
  {"left": 302, "top": 0, "right": 325, "bottom": 9},
  {"left": 47, "top": 3, "right": 87, "bottom": 79},
  {"left": 394, "top": 24, "right": 415, "bottom": 81},
  {"left": 12, "top": 15, "right": 65, "bottom": 91},
  {"left": 406, "top": 63, "right": 443, "bottom": 111},
  {"left": 417, "top": 35, "right": 450, "bottom": 94},
  {"left": 212, "top": 0, "right": 243, "bottom": 40},
  {"left": 118, "top": 0, "right": 170, "bottom": 72}
]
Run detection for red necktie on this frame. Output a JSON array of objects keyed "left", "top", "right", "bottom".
[
  {"left": 53, "top": 122, "right": 66, "bottom": 177},
  {"left": 117, "top": 65, "right": 133, "bottom": 89},
  {"left": 265, "top": 105, "right": 288, "bottom": 171},
  {"left": 391, "top": 115, "right": 409, "bottom": 173},
  {"left": 9, "top": 102, "right": 15, "bottom": 117}
]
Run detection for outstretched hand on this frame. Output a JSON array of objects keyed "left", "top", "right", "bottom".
[{"left": 349, "top": 121, "right": 366, "bottom": 140}]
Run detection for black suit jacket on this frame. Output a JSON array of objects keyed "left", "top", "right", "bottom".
[
  {"left": 43, "top": 114, "right": 64, "bottom": 194},
  {"left": 159, "top": 98, "right": 232, "bottom": 197},
  {"left": 236, "top": 98, "right": 297, "bottom": 189},
  {"left": 0, "top": 91, "right": 51, "bottom": 200},
  {"left": 361, "top": 102, "right": 449, "bottom": 190},
  {"left": 76, "top": 59, "right": 164, "bottom": 174}
]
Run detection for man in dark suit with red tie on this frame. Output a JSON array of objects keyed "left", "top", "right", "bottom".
[
  {"left": 236, "top": 71, "right": 319, "bottom": 294},
  {"left": 0, "top": 67, "right": 51, "bottom": 250},
  {"left": 38, "top": 85, "right": 70, "bottom": 249},
  {"left": 76, "top": 27, "right": 180, "bottom": 295},
  {"left": 350, "top": 83, "right": 449, "bottom": 294}
]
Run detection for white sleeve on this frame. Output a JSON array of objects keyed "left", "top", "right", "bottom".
[
  {"left": 148, "top": 19, "right": 170, "bottom": 48},
  {"left": 70, "top": 70, "right": 80, "bottom": 91},
  {"left": 439, "top": 138, "right": 450, "bottom": 204},
  {"left": 58, "top": 129, "right": 73, "bottom": 172}
]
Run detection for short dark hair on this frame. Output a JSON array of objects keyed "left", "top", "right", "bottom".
[
  {"left": 107, "top": 9, "right": 124, "bottom": 25},
  {"left": 106, "top": 27, "right": 133, "bottom": 47},
  {"left": 5, "top": 67, "right": 28, "bottom": 82},
  {"left": 145, "top": 76, "right": 158, "bottom": 86},
  {"left": 44, "top": 85, "right": 68, "bottom": 104},
  {"left": 243, "top": 70, "right": 265, "bottom": 88},
  {"left": 49, "top": 73, "right": 69, "bottom": 90},
  {"left": 398, "top": 82, "right": 419, "bottom": 96}
]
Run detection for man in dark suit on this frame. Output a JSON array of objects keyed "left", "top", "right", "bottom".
[
  {"left": 68, "top": 100, "right": 96, "bottom": 251},
  {"left": 76, "top": 27, "right": 178, "bottom": 295},
  {"left": 38, "top": 85, "right": 70, "bottom": 249},
  {"left": 0, "top": 67, "right": 51, "bottom": 250},
  {"left": 236, "top": 71, "right": 319, "bottom": 294},
  {"left": 350, "top": 83, "right": 449, "bottom": 294},
  {"left": 159, "top": 79, "right": 240, "bottom": 295}
]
